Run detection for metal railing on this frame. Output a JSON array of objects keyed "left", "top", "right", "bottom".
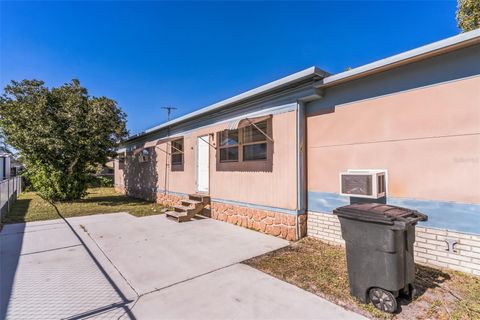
[{"left": 0, "top": 176, "right": 22, "bottom": 220}]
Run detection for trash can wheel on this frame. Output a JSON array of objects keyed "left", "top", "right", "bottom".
[{"left": 368, "top": 287, "right": 397, "bottom": 313}]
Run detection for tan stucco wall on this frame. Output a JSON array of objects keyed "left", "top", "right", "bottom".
[
  {"left": 306, "top": 76, "right": 480, "bottom": 204},
  {"left": 117, "top": 110, "right": 298, "bottom": 210}
]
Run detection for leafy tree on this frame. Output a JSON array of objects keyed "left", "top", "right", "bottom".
[
  {"left": 457, "top": 0, "right": 480, "bottom": 32},
  {"left": 0, "top": 79, "right": 128, "bottom": 201}
]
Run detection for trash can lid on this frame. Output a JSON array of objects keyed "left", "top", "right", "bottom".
[{"left": 333, "top": 203, "right": 428, "bottom": 225}]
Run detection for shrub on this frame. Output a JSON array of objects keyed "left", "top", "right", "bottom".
[
  {"left": 0, "top": 79, "right": 127, "bottom": 202},
  {"left": 26, "top": 165, "right": 89, "bottom": 202},
  {"left": 88, "top": 175, "right": 114, "bottom": 188}
]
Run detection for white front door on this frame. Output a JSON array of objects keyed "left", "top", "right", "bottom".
[{"left": 196, "top": 135, "right": 210, "bottom": 193}]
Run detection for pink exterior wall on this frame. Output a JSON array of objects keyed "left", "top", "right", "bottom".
[
  {"left": 210, "top": 111, "right": 297, "bottom": 209},
  {"left": 113, "top": 160, "right": 124, "bottom": 191},
  {"left": 116, "top": 110, "right": 298, "bottom": 210},
  {"left": 307, "top": 76, "right": 480, "bottom": 204}
]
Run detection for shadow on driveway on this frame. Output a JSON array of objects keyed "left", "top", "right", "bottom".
[
  {"left": 0, "top": 202, "right": 136, "bottom": 319},
  {"left": 0, "top": 199, "right": 28, "bottom": 320}
]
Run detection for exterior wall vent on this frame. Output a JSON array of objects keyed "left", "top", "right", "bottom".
[{"left": 339, "top": 169, "right": 387, "bottom": 199}]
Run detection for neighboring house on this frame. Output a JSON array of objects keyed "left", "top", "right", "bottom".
[
  {"left": 92, "top": 160, "right": 115, "bottom": 186},
  {"left": 96, "top": 160, "right": 115, "bottom": 177},
  {"left": 116, "top": 30, "right": 480, "bottom": 275},
  {"left": 0, "top": 147, "right": 23, "bottom": 179},
  {"left": 9, "top": 157, "right": 23, "bottom": 177},
  {"left": 0, "top": 150, "right": 12, "bottom": 180}
]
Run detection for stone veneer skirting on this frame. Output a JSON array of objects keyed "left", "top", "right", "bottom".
[
  {"left": 307, "top": 210, "right": 480, "bottom": 276},
  {"left": 211, "top": 201, "right": 306, "bottom": 241},
  {"left": 154, "top": 192, "right": 184, "bottom": 207}
]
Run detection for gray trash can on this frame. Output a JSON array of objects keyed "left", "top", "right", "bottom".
[{"left": 333, "top": 203, "right": 427, "bottom": 313}]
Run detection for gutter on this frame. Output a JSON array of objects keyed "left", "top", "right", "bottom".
[
  {"left": 125, "top": 66, "right": 329, "bottom": 142},
  {"left": 122, "top": 29, "right": 480, "bottom": 144},
  {"left": 320, "top": 29, "right": 480, "bottom": 88}
]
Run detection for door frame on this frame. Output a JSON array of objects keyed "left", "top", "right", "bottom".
[{"left": 195, "top": 134, "right": 210, "bottom": 194}]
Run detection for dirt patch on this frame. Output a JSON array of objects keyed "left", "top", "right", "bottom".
[{"left": 244, "top": 237, "right": 480, "bottom": 319}]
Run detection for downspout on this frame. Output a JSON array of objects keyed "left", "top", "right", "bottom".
[
  {"left": 295, "top": 101, "right": 307, "bottom": 240},
  {"left": 164, "top": 124, "right": 171, "bottom": 197},
  {"left": 295, "top": 85, "right": 324, "bottom": 240}
]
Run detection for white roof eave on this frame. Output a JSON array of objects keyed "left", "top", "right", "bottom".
[
  {"left": 126, "top": 66, "right": 328, "bottom": 141},
  {"left": 321, "top": 29, "right": 480, "bottom": 87},
  {"left": 123, "top": 29, "right": 480, "bottom": 145}
]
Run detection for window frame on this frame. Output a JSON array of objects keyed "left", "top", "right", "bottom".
[
  {"left": 216, "top": 118, "right": 271, "bottom": 165},
  {"left": 242, "top": 120, "right": 268, "bottom": 162},
  {"left": 218, "top": 129, "right": 240, "bottom": 163},
  {"left": 170, "top": 138, "right": 184, "bottom": 166}
]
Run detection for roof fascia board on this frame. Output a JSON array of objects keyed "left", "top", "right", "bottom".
[
  {"left": 123, "top": 84, "right": 319, "bottom": 147},
  {"left": 122, "top": 30, "right": 480, "bottom": 146},
  {"left": 125, "top": 75, "right": 325, "bottom": 144},
  {"left": 321, "top": 29, "right": 480, "bottom": 88},
  {"left": 121, "top": 103, "right": 298, "bottom": 150},
  {"left": 126, "top": 66, "right": 328, "bottom": 141}
]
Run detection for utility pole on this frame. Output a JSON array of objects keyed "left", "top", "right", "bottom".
[{"left": 161, "top": 106, "right": 177, "bottom": 122}]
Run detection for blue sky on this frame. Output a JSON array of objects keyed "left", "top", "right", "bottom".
[{"left": 1, "top": 1, "right": 459, "bottom": 135}]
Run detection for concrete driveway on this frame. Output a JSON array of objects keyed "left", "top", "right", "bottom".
[{"left": 1, "top": 213, "right": 365, "bottom": 320}]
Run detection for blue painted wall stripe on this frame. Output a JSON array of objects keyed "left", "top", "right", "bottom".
[
  {"left": 152, "top": 188, "right": 189, "bottom": 198},
  {"left": 151, "top": 188, "right": 299, "bottom": 215},
  {"left": 211, "top": 197, "right": 299, "bottom": 216},
  {"left": 307, "top": 191, "right": 480, "bottom": 235}
]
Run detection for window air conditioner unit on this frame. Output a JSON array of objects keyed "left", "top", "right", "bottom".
[{"left": 339, "top": 169, "right": 387, "bottom": 199}]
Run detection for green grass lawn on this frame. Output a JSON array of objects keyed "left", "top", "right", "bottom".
[{"left": 2, "top": 187, "right": 166, "bottom": 224}]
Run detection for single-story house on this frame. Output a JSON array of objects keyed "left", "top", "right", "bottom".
[
  {"left": 0, "top": 148, "right": 12, "bottom": 180},
  {"left": 115, "top": 29, "right": 480, "bottom": 275}
]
